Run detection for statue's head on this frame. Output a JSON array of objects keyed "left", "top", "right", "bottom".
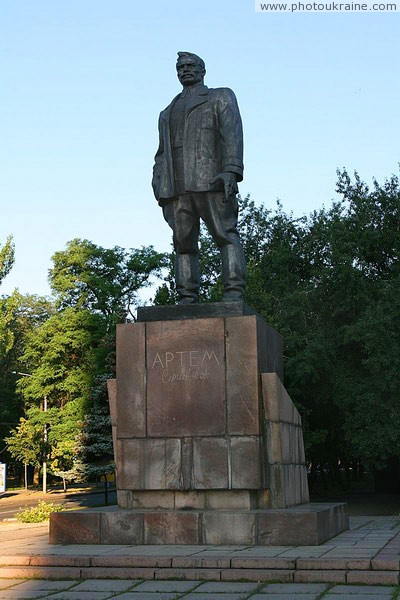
[{"left": 176, "top": 52, "right": 206, "bottom": 87}]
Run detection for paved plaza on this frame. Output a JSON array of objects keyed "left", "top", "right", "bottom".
[
  {"left": 0, "top": 516, "right": 399, "bottom": 598},
  {"left": 0, "top": 579, "right": 398, "bottom": 598}
]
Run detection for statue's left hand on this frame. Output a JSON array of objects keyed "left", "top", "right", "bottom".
[{"left": 209, "top": 172, "right": 238, "bottom": 200}]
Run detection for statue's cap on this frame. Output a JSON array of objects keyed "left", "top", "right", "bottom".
[{"left": 177, "top": 51, "right": 205, "bottom": 70}]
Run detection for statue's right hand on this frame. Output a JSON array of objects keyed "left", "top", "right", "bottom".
[{"left": 209, "top": 172, "right": 238, "bottom": 200}]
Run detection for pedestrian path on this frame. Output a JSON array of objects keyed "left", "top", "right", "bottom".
[{"left": 0, "top": 579, "right": 398, "bottom": 599}]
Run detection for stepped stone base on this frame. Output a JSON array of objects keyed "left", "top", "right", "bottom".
[{"left": 50, "top": 502, "right": 349, "bottom": 546}]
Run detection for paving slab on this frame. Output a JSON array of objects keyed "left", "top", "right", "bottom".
[
  {"left": 183, "top": 595, "right": 250, "bottom": 600},
  {"left": 277, "top": 548, "right": 331, "bottom": 558},
  {"left": 251, "top": 595, "right": 323, "bottom": 600},
  {"left": 194, "top": 581, "right": 259, "bottom": 592},
  {"left": 0, "top": 581, "right": 24, "bottom": 590},
  {"left": 231, "top": 547, "right": 290, "bottom": 556},
  {"left": 8, "top": 580, "right": 76, "bottom": 591},
  {"left": 35, "top": 545, "right": 125, "bottom": 556},
  {"left": 261, "top": 582, "right": 329, "bottom": 593},
  {"left": 49, "top": 593, "right": 114, "bottom": 600},
  {"left": 69, "top": 579, "right": 137, "bottom": 592},
  {"left": 80, "top": 567, "right": 155, "bottom": 580},
  {"left": 322, "top": 551, "right": 378, "bottom": 558},
  {"left": 125, "top": 547, "right": 206, "bottom": 557},
  {"left": 325, "top": 585, "right": 396, "bottom": 594},
  {"left": 115, "top": 594, "right": 180, "bottom": 599},
  {"left": 132, "top": 580, "right": 200, "bottom": 592},
  {"left": 0, "top": 592, "right": 53, "bottom": 599},
  {"left": 325, "top": 596, "right": 396, "bottom": 600},
  {"left": 187, "top": 549, "right": 248, "bottom": 557}
]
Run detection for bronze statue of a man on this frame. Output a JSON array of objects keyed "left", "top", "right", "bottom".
[{"left": 152, "top": 51, "right": 246, "bottom": 304}]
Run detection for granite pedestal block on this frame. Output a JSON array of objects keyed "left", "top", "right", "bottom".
[
  {"left": 50, "top": 502, "right": 348, "bottom": 546},
  {"left": 50, "top": 303, "right": 348, "bottom": 545}
]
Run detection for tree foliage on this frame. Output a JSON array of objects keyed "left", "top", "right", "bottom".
[
  {"left": 0, "top": 236, "right": 15, "bottom": 286},
  {"left": 0, "top": 294, "right": 55, "bottom": 467},
  {"left": 6, "top": 407, "right": 45, "bottom": 469},
  {"left": 50, "top": 239, "right": 166, "bottom": 324},
  {"left": 17, "top": 307, "right": 99, "bottom": 410},
  {"left": 66, "top": 375, "right": 114, "bottom": 483},
  {"left": 0, "top": 236, "right": 16, "bottom": 358}
]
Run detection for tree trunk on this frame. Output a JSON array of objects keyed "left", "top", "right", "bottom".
[{"left": 33, "top": 466, "right": 39, "bottom": 487}]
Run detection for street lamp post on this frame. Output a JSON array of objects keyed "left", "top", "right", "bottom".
[{"left": 42, "top": 395, "right": 47, "bottom": 494}]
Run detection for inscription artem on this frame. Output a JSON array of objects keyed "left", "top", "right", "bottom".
[{"left": 151, "top": 349, "right": 220, "bottom": 384}]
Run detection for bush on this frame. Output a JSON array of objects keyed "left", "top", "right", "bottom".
[{"left": 16, "top": 500, "right": 63, "bottom": 523}]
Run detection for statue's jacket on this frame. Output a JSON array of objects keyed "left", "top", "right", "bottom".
[{"left": 152, "top": 84, "right": 243, "bottom": 204}]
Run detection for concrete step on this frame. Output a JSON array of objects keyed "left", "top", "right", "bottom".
[{"left": 0, "top": 553, "right": 398, "bottom": 584}]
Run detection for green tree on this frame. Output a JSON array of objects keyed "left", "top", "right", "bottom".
[
  {"left": 66, "top": 376, "right": 114, "bottom": 503},
  {"left": 0, "top": 294, "right": 55, "bottom": 481},
  {"left": 6, "top": 407, "right": 45, "bottom": 473},
  {"left": 329, "top": 170, "right": 400, "bottom": 470},
  {"left": 47, "top": 400, "right": 81, "bottom": 492},
  {"left": 11, "top": 305, "right": 100, "bottom": 487},
  {"left": 17, "top": 307, "right": 98, "bottom": 410},
  {"left": 50, "top": 239, "right": 166, "bottom": 325}
]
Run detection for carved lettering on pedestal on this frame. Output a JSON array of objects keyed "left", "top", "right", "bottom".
[
  {"left": 150, "top": 349, "right": 220, "bottom": 384},
  {"left": 146, "top": 319, "right": 226, "bottom": 436}
]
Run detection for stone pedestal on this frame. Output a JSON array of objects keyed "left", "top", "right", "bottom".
[
  {"left": 50, "top": 302, "right": 349, "bottom": 545},
  {"left": 50, "top": 502, "right": 349, "bottom": 546}
]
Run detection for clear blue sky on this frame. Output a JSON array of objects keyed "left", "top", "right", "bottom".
[{"left": 1, "top": 1, "right": 399, "bottom": 297}]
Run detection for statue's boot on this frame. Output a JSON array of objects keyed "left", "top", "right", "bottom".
[
  {"left": 221, "top": 243, "right": 247, "bottom": 302},
  {"left": 175, "top": 253, "right": 200, "bottom": 304}
]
